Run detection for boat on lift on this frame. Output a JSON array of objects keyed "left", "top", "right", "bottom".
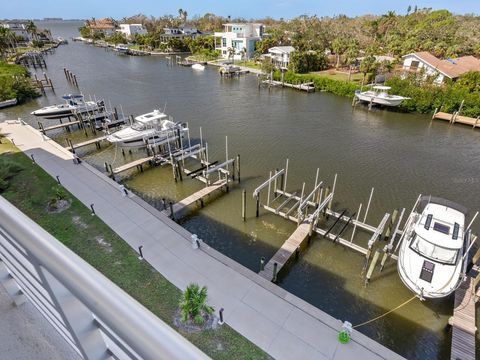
[
  {"left": 355, "top": 85, "right": 409, "bottom": 107},
  {"left": 106, "top": 109, "right": 187, "bottom": 148},
  {"left": 397, "top": 196, "right": 477, "bottom": 299},
  {"left": 192, "top": 63, "right": 205, "bottom": 71},
  {"left": 114, "top": 44, "right": 129, "bottom": 55},
  {"left": 31, "top": 94, "right": 103, "bottom": 119}
]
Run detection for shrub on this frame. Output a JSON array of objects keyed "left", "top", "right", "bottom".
[
  {"left": 0, "top": 157, "right": 24, "bottom": 192},
  {"left": 179, "top": 283, "right": 214, "bottom": 325}
]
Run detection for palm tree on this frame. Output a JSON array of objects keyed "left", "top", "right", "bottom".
[
  {"left": 345, "top": 40, "right": 359, "bottom": 82},
  {"left": 240, "top": 47, "right": 247, "bottom": 64},
  {"left": 25, "top": 20, "right": 38, "bottom": 42},
  {"left": 179, "top": 283, "right": 214, "bottom": 325},
  {"left": 331, "top": 37, "right": 348, "bottom": 68},
  {"left": 227, "top": 47, "right": 235, "bottom": 62}
]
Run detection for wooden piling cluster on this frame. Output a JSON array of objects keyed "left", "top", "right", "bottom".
[
  {"left": 33, "top": 72, "right": 55, "bottom": 92},
  {"left": 63, "top": 68, "right": 79, "bottom": 87},
  {"left": 18, "top": 52, "right": 47, "bottom": 68}
]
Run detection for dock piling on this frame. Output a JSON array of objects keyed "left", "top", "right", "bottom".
[
  {"left": 260, "top": 257, "right": 265, "bottom": 271},
  {"left": 242, "top": 189, "right": 246, "bottom": 221},
  {"left": 272, "top": 262, "right": 278, "bottom": 282}
]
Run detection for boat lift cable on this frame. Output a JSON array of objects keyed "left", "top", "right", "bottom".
[{"left": 352, "top": 295, "right": 417, "bottom": 329}]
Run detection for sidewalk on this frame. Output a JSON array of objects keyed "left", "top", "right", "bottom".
[{"left": 1, "top": 121, "right": 404, "bottom": 360}]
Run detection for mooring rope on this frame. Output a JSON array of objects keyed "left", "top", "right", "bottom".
[{"left": 353, "top": 295, "right": 417, "bottom": 329}]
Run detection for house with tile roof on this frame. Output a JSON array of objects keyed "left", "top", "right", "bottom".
[{"left": 402, "top": 51, "right": 480, "bottom": 84}]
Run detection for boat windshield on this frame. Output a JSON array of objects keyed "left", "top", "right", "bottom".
[
  {"left": 410, "top": 233, "right": 459, "bottom": 265},
  {"left": 131, "top": 121, "right": 147, "bottom": 131}
]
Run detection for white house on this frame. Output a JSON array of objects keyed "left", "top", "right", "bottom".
[
  {"left": 267, "top": 46, "right": 295, "bottom": 69},
  {"left": 214, "top": 23, "right": 264, "bottom": 60},
  {"left": 162, "top": 26, "right": 201, "bottom": 40},
  {"left": 117, "top": 24, "right": 147, "bottom": 38},
  {"left": 402, "top": 51, "right": 480, "bottom": 84},
  {"left": 1, "top": 21, "right": 30, "bottom": 42}
]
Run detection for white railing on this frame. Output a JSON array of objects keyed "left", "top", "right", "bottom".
[{"left": 0, "top": 196, "right": 208, "bottom": 360}]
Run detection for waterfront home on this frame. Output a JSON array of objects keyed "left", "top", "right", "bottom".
[
  {"left": 117, "top": 24, "right": 147, "bottom": 39},
  {"left": 161, "top": 26, "right": 202, "bottom": 41},
  {"left": 402, "top": 51, "right": 480, "bottom": 84},
  {"left": 214, "top": 23, "right": 264, "bottom": 60},
  {"left": 267, "top": 46, "right": 295, "bottom": 69},
  {"left": 86, "top": 18, "right": 116, "bottom": 36},
  {"left": 0, "top": 21, "right": 30, "bottom": 42}
]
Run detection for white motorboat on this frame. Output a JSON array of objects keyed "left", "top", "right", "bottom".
[
  {"left": 0, "top": 98, "right": 17, "bottom": 109},
  {"left": 31, "top": 94, "right": 103, "bottom": 119},
  {"left": 192, "top": 63, "right": 205, "bottom": 71},
  {"left": 397, "top": 196, "right": 474, "bottom": 299},
  {"left": 355, "top": 86, "right": 409, "bottom": 107},
  {"left": 106, "top": 109, "right": 187, "bottom": 148},
  {"left": 114, "top": 44, "right": 129, "bottom": 54}
]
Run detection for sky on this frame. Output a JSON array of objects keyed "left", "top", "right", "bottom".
[{"left": 1, "top": 0, "right": 479, "bottom": 20}]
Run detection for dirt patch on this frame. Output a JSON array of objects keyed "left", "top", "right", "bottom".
[
  {"left": 95, "top": 236, "right": 112, "bottom": 253},
  {"left": 71, "top": 216, "right": 88, "bottom": 229},
  {"left": 173, "top": 308, "right": 218, "bottom": 333},
  {"left": 46, "top": 199, "right": 71, "bottom": 213}
]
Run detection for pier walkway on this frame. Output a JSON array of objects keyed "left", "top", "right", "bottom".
[
  {"left": 259, "top": 223, "right": 310, "bottom": 281},
  {"left": 167, "top": 180, "right": 227, "bottom": 218},
  {"left": 449, "top": 278, "right": 477, "bottom": 360},
  {"left": 0, "top": 121, "right": 404, "bottom": 360}
]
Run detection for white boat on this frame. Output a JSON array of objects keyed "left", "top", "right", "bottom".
[
  {"left": 106, "top": 109, "right": 187, "bottom": 148},
  {"left": 57, "top": 37, "right": 68, "bottom": 44},
  {"left": 355, "top": 86, "right": 409, "bottom": 107},
  {"left": 114, "top": 44, "right": 129, "bottom": 54},
  {"left": 397, "top": 196, "right": 474, "bottom": 299},
  {"left": 192, "top": 63, "right": 205, "bottom": 71},
  {"left": 0, "top": 98, "right": 17, "bottom": 109},
  {"left": 31, "top": 94, "right": 103, "bottom": 119}
]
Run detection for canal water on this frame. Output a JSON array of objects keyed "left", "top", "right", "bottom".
[{"left": 1, "top": 21, "right": 479, "bottom": 359}]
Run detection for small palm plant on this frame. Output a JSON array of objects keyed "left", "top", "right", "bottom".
[{"left": 179, "top": 283, "right": 214, "bottom": 325}]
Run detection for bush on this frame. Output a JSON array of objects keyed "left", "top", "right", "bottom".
[
  {"left": 0, "top": 157, "right": 24, "bottom": 192},
  {"left": 386, "top": 73, "right": 480, "bottom": 115},
  {"left": 179, "top": 283, "right": 214, "bottom": 325}
]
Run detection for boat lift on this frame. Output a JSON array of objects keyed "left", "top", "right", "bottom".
[{"left": 253, "top": 159, "right": 408, "bottom": 283}]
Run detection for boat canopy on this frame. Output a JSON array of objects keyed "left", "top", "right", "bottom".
[
  {"left": 135, "top": 110, "right": 169, "bottom": 123},
  {"left": 373, "top": 85, "right": 391, "bottom": 91},
  {"left": 413, "top": 203, "right": 465, "bottom": 249},
  {"left": 62, "top": 94, "right": 84, "bottom": 100}
]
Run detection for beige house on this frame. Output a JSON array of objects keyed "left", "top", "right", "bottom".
[{"left": 402, "top": 52, "right": 480, "bottom": 84}]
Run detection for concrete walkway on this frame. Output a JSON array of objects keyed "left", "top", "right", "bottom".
[
  {"left": 0, "top": 284, "right": 81, "bottom": 360},
  {"left": 1, "top": 121, "right": 404, "bottom": 360}
]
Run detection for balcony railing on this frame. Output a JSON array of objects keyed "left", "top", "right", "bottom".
[{"left": 0, "top": 196, "right": 208, "bottom": 360}]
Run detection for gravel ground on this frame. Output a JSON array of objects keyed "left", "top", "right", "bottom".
[{"left": 0, "top": 285, "right": 82, "bottom": 360}]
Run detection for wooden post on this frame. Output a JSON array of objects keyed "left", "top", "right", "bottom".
[
  {"left": 365, "top": 250, "right": 380, "bottom": 285},
  {"left": 255, "top": 195, "right": 260, "bottom": 218},
  {"left": 169, "top": 202, "right": 175, "bottom": 220},
  {"left": 272, "top": 262, "right": 278, "bottom": 282},
  {"left": 242, "top": 189, "right": 246, "bottom": 221},
  {"left": 236, "top": 154, "right": 240, "bottom": 182}
]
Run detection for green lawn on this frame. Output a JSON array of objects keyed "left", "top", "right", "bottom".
[
  {"left": 0, "top": 138, "right": 270, "bottom": 360},
  {"left": 310, "top": 69, "right": 365, "bottom": 83}
]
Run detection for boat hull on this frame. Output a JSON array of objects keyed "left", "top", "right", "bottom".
[
  {"left": 355, "top": 93, "right": 405, "bottom": 107},
  {"left": 0, "top": 99, "right": 17, "bottom": 109}
]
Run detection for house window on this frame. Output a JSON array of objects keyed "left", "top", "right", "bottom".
[
  {"left": 410, "top": 60, "right": 420, "bottom": 71},
  {"left": 222, "top": 38, "right": 226, "bottom": 47}
]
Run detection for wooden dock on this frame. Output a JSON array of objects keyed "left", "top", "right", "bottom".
[
  {"left": 433, "top": 111, "right": 480, "bottom": 128},
  {"left": 449, "top": 277, "right": 477, "bottom": 360},
  {"left": 258, "top": 223, "right": 311, "bottom": 281},
  {"left": 66, "top": 135, "right": 108, "bottom": 152},
  {"left": 263, "top": 80, "right": 315, "bottom": 93},
  {"left": 167, "top": 180, "right": 227, "bottom": 218},
  {"left": 41, "top": 120, "right": 80, "bottom": 133},
  {"left": 112, "top": 156, "right": 155, "bottom": 175}
]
